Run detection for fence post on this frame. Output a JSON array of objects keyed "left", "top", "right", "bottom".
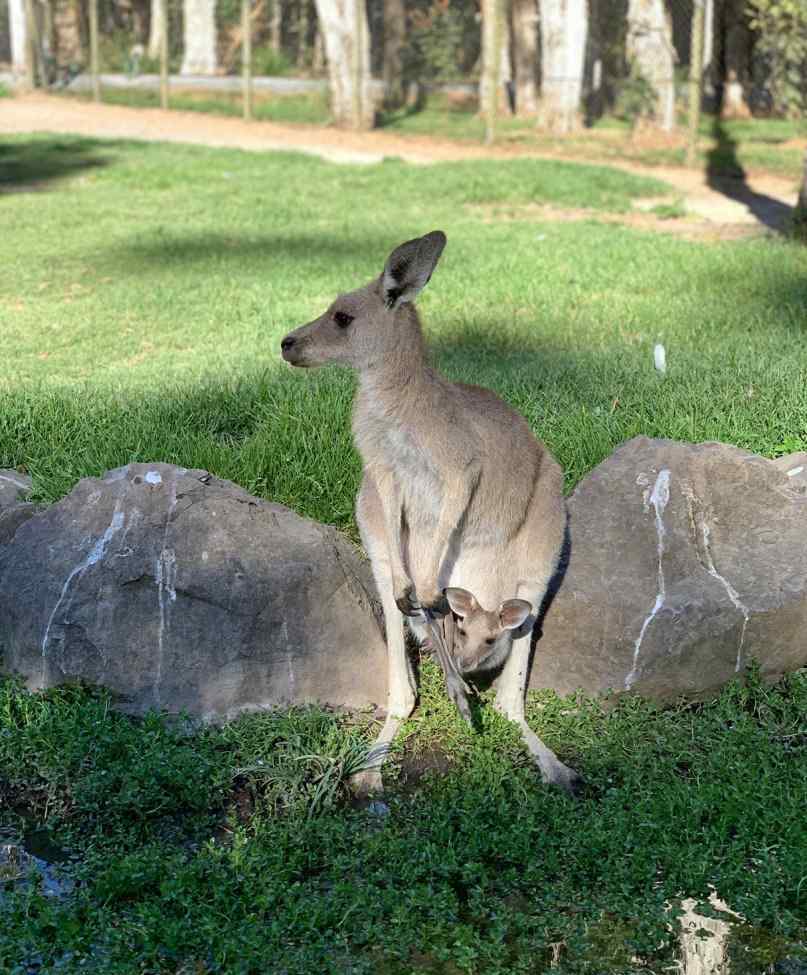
[
  {"left": 482, "top": 0, "right": 501, "bottom": 145},
  {"left": 687, "top": 0, "right": 706, "bottom": 167},
  {"left": 160, "top": 0, "right": 169, "bottom": 110},
  {"left": 242, "top": 0, "right": 253, "bottom": 121},
  {"left": 89, "top": 0, "right": 101, "bottom": 102}
]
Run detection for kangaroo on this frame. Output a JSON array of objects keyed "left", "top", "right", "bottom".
[{"left": 280, "top": 231, "right": 580, "bottom": 795}]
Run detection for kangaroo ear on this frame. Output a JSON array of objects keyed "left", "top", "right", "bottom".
[
  {"left": 382, "top": 230, "right": 446, "bottom": 310},
  {"left": 444, "top": 587, "right": 478, "bottom": 619},
  {"left": 499, "top": 599, "right": 532, "bottom": 631}
]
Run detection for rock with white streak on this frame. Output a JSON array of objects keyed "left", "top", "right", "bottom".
[
  {"left": 0, "top": 470, "right": 37, "bottom": 546},
  {"left": 531, "top": 437, "right": 807, "bottom": 700},
  {"left": 0, "top": 470, "right": 32, "bottom": 511},
  {"left": 0, "top": 464, "right": 386, "bottom": 719},
  {"left": 774, "top": 451, "right": 807, "bottom": 489}
]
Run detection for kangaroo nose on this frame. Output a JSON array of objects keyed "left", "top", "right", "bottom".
[{"left": 281, "top": 335, "right": 296, "bottom": 352}]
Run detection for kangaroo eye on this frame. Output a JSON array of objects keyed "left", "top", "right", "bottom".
[
  {"left": 485, "top": 638, "right": 496, "bottom": 645},
  {"left": 334, "top": 311, "right": 354, "bottom": 329},
  {"left": 457, "top": 628, "right": 466, "bottom": 637}
]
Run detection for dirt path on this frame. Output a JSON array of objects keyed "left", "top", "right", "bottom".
[{"left": 2, "top": 92, "right": 798, "bottom": 235}]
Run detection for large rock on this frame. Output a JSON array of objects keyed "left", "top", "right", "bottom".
[
  {"left": 0, "top": 464, "right": 387, "bottom": 719},
  {"left": 532, "top": 438, "right": 807, "bottom": 700}
]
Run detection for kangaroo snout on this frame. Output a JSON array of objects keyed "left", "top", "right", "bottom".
[{"left": 280, "top": 329, "right": 307, "bottom": 366}]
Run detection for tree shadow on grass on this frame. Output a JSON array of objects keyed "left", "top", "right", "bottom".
[
  {"left": 705, "top": 119, "right": 793, "bottom": 233},
  {"left": 100, "top": 231, "right": 397, "bottom": 277},
  {"left": 0, "top": 137, "right": 111, "bottom": 194}
]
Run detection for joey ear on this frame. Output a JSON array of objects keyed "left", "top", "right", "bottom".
[
  {"left": 499, "top": 599, "right": 532, "bottom": 631},
  {"left": 382, "top": 230, "right": 447, "bottom": 310},
  {"left": 444, "top": 587, "right": 478, "bottom": 618}
]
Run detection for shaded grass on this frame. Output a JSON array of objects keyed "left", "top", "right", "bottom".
[{"left": 1, "top": 665, "right": 805, "bottom": 973}]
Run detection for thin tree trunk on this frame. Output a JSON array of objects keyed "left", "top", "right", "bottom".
[
  {"left": 270, "top": 0, "right": 282, "bottom": 51},
  {"left": 792, "top": 150, "right": 807, "bottom": 241},
  {"left": 297, "top": 0, "right": 310, "bottom": 68},
  {"left": 721, "top": 0, "right": 752, "bottom": 119},
  {"left": 148, "top": 0, "right": 164, "bottom": 60},
  {"left": 479, "top": 0, "right": 509, "bottom": 119},
  {"left": 537, "top": 0, "right": 587, "bottom": 133},
  {"left": 242, "top": 0, "right": 253, "bottom": 118},
  {"left": 9, "top": 0, "right": 28, "bottom": 76},
  {"left": 511, "top": 0, "right": 538, "bottom": 116},
  {"left": 181, "top": 0, "right": 218, "bottom": 74},
  {"left": 313, "top": 0, "right": 372, "bottom": 128},
  {"left": 686, "top": 0, "right": 705, "bottom": 166},
  {"left": 382, "top": 0, "right": 405, "bottom": 107},
  {"left": 481, "top": 0, "right": 503, "bottom": 142},
  {"left": 89, "top": 0, "right": 100, "bottom": 99},
  {"left": 312, "top": 23, "right": 325, "bottom": 72},
  {"left": 626, "top": 0, "right": 676, "bottom": 131}
]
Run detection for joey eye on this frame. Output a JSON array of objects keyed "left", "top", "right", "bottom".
[
  {"left": 334, "top": 311, "right": 354, "bottom": 329},
  {"left": 485, "top": 638, "right": 496, "bottom": 645},
  {"left": 457, "top": 628, "right": 466, "bottom": 637}
]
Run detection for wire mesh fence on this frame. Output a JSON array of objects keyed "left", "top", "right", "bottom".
[{"left": 0, "top": 0, "right": 804, "bottom": 149}]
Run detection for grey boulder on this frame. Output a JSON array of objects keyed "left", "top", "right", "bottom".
[
  {"left": 0, "top": 464, "right": 387, "bottom": 719},
  {"left": 532, "top": 438, "right": 807, "bottom": 700}
]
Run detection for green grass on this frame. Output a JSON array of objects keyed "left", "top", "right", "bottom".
[
  {"left": 1, "top": 665, "right": 806, "bottom": 973},
  {"left": 380, "top": 95, "right": 806, "bottom": 180},
  {"left": 1, "top": 135, "right": 805, "bottom": 516},
  {"left": 63, "top": 85, "right": 333, "bottom": 125},
  {"left": 1, "top": 135, "right": 806, "bottom": 971},
  {"left": 56, "top": 85, "right": 806, "bottom": 179}
]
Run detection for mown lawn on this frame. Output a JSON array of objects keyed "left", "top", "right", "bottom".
[{"left": 1, "top": 135, "right": 806, "bottom": 973}]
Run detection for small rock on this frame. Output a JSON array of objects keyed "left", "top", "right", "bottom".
[{"left": 366, "top": 799, "right": 390, "bottom": 818}]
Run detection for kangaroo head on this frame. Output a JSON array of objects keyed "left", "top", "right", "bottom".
[
  {"left": 280, "top": 231, "right": 446, "bottom": 370},
  {"left": 444, "top": 587, "right": 533, "bottom": 675}
]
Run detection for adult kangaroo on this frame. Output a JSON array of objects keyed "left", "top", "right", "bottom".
[{"left": 280, "top": 231, "right": 580, "bottom": 795}]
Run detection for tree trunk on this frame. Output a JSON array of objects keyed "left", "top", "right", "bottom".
[
  {"left": 481, "top": 0, "right": 500, "bottom": 141},
  {"left": 382, "top": 0, "right": 405, "bottom": 107},
  {"left": 479, "top": 0, "right": 510, "bottom": 119},
  {"left": 511, "top": 0, "right": 538, "bottom": 116},
  {"left": 52, "top": 0, "right": 83, "bottom": 68},
  {"left": 538, "top": 0, "right": 587, "bottom": 133},
  {"left": 9, "top": 0, "right": 28, "bottom": 75},
  {"left": 270, "top": 0, "right": 282, "bottom": 51},
  {"left": 312, "top": 23, "right": 325, "bottom": 72},
  {"left": 626, "top": 0, "right": 676, "bottom": 131},
  {"left": 721, "top": 0, "right": 752, "bottom": 119},
  {"left": 180, "top": 0, "right": 218, "bottom": 74},
  {"left": 148, "top": 0, "right": 164, "bottom": 59},
  {"left": 313, "top": 0, "right": 372, "bottom": 128},
  {"left": 793, "top": 150, "right": 807, "bottom": 241},
  {"left": 297, "top": 0, "right": 310, "bottom": 68}
]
